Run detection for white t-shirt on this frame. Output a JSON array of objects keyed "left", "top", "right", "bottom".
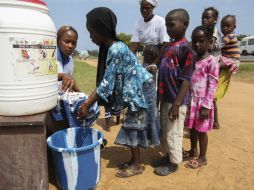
[{"left": 131, "top": 15, "right": 169, "bottom": 45}]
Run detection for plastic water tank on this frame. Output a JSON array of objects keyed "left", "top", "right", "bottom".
[{"left": 0, "top": 0, "right": 58, "bottom": 116}]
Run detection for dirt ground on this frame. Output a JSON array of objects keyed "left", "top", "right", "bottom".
[{"left": 50, "top": 59, "right": 254, "bottom": 190}]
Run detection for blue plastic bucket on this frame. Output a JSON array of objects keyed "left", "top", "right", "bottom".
[{"left": 47, "top": 127, "right": 104, "bottom": 190}]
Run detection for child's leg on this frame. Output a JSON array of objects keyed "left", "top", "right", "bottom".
[
  {"left": 104, "top": 107, "right": 112, "bottom": 131},
  {"left": 213, "top": 100, "right": 220, "bottom": 129},
  {"left": 197, "top": 131, "right": 208, "bottom": 163},
  {"left": 116, "top": 115, "right": 120, "bottom": 125},
  {"left": 183, "top": 128, "right": 198, "bottom": 159},
  {"left": 190, "top": 128, "right": 198, "bottom": 155},
  {"left": 130, "top": 147, "right": 141, "bottom": 169},
  {"left": 185, "top": 131, "right": 208, "bottom": 169},
  {"left": 154, "top": 103, "right": 186, "bottom": 176}
]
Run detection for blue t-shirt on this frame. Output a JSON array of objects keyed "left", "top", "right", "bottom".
[{"left": 97, "top": 41, "right": 152, "bottom": 111}]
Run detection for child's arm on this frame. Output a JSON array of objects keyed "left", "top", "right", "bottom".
[
  {"left": 200, "top": 58, "right": 219, "bottom": 120},
  {"left": 169, "top": 50, "right": 195, "bottom": 121},
  {"left": 168, "top": 80, "right": 190, "bottom": 121}
]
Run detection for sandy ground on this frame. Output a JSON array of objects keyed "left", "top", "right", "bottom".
[{"left": 50, "top": 59, "right": 254, "bottom": 190}]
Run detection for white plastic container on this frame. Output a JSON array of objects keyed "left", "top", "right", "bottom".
[{"left": 0, "top": 0, "right": 58, "bottom": 116}]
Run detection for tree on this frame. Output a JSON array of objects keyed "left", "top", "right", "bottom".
[
  {"left": 72, "top": 49, "right": 80, "bottom": 57},
  {"left": 117, "top": 33, "right": 132, "bottom": 47},
  {"left": 237, "top": 34, "right": 248, "bottom": 41},
  {"left": 88, "top": 49, "right": 99, "bottom": 57}
]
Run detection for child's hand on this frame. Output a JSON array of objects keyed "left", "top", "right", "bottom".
[
  {"left": 78, "top": 101, "right": 89, "bottom": 119},
  {"left": 168, "top": 103, "right": 179, "bottom": 122},
  {"left": 200, "top": 106, "right": 210, "bottom": 120}
]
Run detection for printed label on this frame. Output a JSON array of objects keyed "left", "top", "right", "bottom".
[{"left": 10, "top": 37, "right": 57, "bottom": 77}]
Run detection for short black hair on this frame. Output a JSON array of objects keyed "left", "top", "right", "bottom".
[
  {"left": 192, "top": 25, "right": 213, "bottom": 40},
  {"left": 222, "top": 14, "right": 236, "bottom": 24},
  {"left": 204, "top": 7, "right": 219, "bottom": 21},
  {"left": 166, "top": 8, "right": 190, "bottom": 25},
  {"left": 143, "top": 45, "right": 159, "bottom": 64}
]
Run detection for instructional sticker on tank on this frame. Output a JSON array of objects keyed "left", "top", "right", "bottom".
[{"left": 10, "top": 37, "right": 57, "bottom": 77}]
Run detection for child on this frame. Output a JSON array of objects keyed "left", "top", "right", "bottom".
[
  {"left": 142, "top": 45, "right": 159, "bottom": 85},
  {"left": 202, "top": 7, "right": 222, "bottom": 58},
  {"left": 153, "top": 9, "right": 195, "bottom": 176},
  {"left": 57, "top": 26, "right": 80, "bottom": 93},
  {"left": 79, "top": 7, "right": 160, "bottom": 178},
  {"left": 202, "top": 7, "right": 223, "bottom": 129},
  {"left": 185, "top": 26, "right": 219, "bottom": 169},
  {"left": 50, "top": 26, "right": 80, "bottom": 132},
  {"left": 214, "top": 15, "right": 240, "bottom": 126}
]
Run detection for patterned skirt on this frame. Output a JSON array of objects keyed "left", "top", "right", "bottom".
[{"left": 115, "top": 79, "right": 160, "bottom": 148}]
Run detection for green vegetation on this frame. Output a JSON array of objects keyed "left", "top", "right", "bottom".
[
  {"left": 238, "top": 62, "right": 254, "bottom": 71},
  {"left": 73, "top": 60, "right": 96, "bottom": 94},
  {"left": 237, "top": 34, "right": 248, "bottom": 41},
  {"left": 233, "top": 62, "right": 254, "bottom": 83},
  {"left": 72, "top": 59, "right": 254, "bottom": 95},
  {"left": 117, "top": 33, "right": 132, "bottom": 47}
]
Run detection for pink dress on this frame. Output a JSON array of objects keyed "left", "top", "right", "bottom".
[{"left": 185, "top": 55, "right": 219, "bottom": 132}]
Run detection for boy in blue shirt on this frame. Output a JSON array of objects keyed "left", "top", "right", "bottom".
[{"left": 154, "top": 9, "right": 195, "bottom": 176}]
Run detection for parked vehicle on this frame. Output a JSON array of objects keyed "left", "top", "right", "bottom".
[{"left": 240, "top": 35, "right": 254, "bottom": 55}]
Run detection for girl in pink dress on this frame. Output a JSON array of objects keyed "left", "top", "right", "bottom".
[{"left": 185, "top": 26, "right": 219, "bottom": 169}]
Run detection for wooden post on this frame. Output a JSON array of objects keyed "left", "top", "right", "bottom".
[{"left": 0, "top": 112, "right": 49, "bottom": 190}]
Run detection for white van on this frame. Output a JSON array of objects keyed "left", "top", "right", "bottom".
[{"left": 240, "top": 35, "right": 254, "bottom": 55}]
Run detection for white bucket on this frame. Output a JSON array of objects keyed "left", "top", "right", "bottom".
[{"left": 0, "top": 0, "right": 58, "bottom": 116}]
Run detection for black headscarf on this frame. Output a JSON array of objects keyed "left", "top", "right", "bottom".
[{"left": 86, "top": 7, "right": 117, "bottom": 87}]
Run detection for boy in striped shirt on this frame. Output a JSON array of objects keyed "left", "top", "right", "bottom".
[{"left": 220, "top": 15, "right": 240, "bottom": 72}]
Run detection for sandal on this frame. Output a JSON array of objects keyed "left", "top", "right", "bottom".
[
  {"left": 182, "top": 150, "right": 198, "bottom": 161},
  {"left": 115, "top": 166, "right": 145, "bottom": 178},
  {"left": 185, "top": 159, "right": 207, "bottom": 169},
  {"left": 115, "top": 162, "right": 131, "bottom": 170}
]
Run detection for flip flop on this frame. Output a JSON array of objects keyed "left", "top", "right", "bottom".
[
  {"left": 115, "top": 166, "right": 145, "bottom": 178},
  {"left": 185, "top": 159, "right": 207, "bottom": 169},
  {"left": 115, "top": 162, "right": 131, "bottom": 170}
]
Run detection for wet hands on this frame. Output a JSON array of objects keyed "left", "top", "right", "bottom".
[{"left": 78, "top": 101, "right": 89, "bottom": 119}]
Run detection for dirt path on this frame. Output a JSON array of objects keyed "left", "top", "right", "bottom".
[
  {"left": 79, "top": 58, "right": 98, "bottom": 67},
  {"left": 93, "top": 80, "right": 254, "bottom": 190},
  {"left": 50, "top": 60, "right": 254, "bottom": 189}
]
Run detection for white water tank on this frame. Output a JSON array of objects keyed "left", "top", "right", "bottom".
[{"left": 0, "top": 0, "right": 58, "bottom": 116}]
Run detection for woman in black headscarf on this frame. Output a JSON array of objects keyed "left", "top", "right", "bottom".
[{"left": 78, "top": 7, "right": 160, "bottom": 178}]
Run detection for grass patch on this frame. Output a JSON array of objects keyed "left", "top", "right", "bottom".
[
  {"left": 233, "top": 62, "right": 254, "bottom": 83},
  {"left": 72, "top": 59, "right": 254, "bottom": 93},
  {"left": 238, "top": 63, "right": 254, "bottom": 72},
  {"left": 73, "top": 60, "right": 96, "bottom": 94}
]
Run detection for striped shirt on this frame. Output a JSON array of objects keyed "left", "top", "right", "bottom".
[{"left": 222, "top": 33, "right": 240, "bottom": 60}]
